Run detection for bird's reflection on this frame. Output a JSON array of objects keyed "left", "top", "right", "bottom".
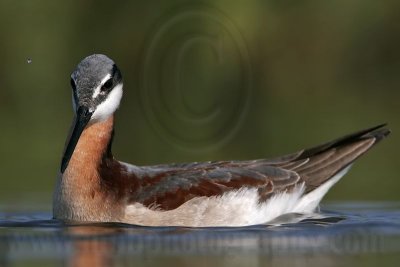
[
  {"left": 61, "top": 219, "right": 345, "bottom": 267},
  {"left": 66, "top": 224, "right": 121, "bottom": 267}
]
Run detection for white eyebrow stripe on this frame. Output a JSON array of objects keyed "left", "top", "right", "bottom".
[{"left": 92, "top": 73, "right": 112, "bottom": 99}]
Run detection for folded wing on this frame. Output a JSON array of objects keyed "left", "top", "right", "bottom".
[{"left": 128, "top": 124, "right": 390, "bottom": 210}]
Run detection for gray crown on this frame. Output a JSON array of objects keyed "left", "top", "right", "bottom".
[{"left": 70, "top": 54, "right": 122, "bottom": 109}]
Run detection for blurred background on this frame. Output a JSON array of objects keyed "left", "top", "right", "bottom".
[{"left": 0, "top": 0, "right": 398, "bottom": 208}]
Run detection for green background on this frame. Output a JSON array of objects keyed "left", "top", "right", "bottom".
[{"left": 0, "top": 0, "right": 398, "bottom": 207}]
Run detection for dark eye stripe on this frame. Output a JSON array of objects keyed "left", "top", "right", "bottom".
[
  {"left": 112, "top": 64, "right": 122, "bottom": 83},
  {"left": 101, "top": 78, "right": 113, "bottom": 92},
  {"left": 112, "top": 64, "right": 117, "bottom": 77}
]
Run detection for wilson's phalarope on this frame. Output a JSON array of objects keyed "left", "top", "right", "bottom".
[{"left": 53, "top": 54, "right": 390, "bottom": 226}]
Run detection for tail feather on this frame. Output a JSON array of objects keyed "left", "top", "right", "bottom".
[{"left": 293, "top": 124, "right": 390, "bottom": 193}]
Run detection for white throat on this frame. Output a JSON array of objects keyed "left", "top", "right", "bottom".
[{"left": 91, "top": 83, "right": 123, "bottom": 122}]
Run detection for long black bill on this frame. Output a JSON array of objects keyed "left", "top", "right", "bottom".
[{"left": 60, "top": 106, "right": 93, "bottom": 173}]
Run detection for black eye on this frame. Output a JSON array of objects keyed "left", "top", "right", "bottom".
[
  {"left": 70, "top": 78, "right": 76, "bottom": 91},
  {"left": 101, "top": 78, "right": 113, "bottom": 92}
]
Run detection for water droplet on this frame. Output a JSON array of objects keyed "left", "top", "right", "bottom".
[{"left": 27, "top": 58, "right": 32, "bottom": 64}]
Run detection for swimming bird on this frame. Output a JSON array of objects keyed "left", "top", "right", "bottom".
[{"left": 53, "top": 54, "right": 390, "bottom": 227}]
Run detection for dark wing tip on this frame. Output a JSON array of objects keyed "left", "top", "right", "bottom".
[
  {"left": 294, "top": 124, "right": 390, "bottom": 193},
  {"left": 362, "top": 124, "right": 391, "bottom": 143},
  {"left": 299, "top": 123, "right": 390, "bottom": 159}
]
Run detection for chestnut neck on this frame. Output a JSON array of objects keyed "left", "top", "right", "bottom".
[
  {"left": 63, "top": 116, "right": 114, "bottom": 179},
  {"left": 54, "top": 115, "right": 122, "bottom": 222}
]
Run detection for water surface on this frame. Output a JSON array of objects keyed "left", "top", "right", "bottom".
[{"left": 1, "top": 202, "right": 400, "bottom": 267}]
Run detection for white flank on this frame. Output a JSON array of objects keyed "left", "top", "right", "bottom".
[
  {"left": 124, "top": 165, "right": 352, "bottom": 227},
  {"left": 293, "top": 164, "right": 352, "bottom": 213},
  {"left": 91, "top": 83, "right": 123, "bottom": 122}
]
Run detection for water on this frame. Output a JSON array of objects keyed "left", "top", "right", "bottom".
[{"left": 1, "top": 202, "right": 400, "bottom": 267}]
